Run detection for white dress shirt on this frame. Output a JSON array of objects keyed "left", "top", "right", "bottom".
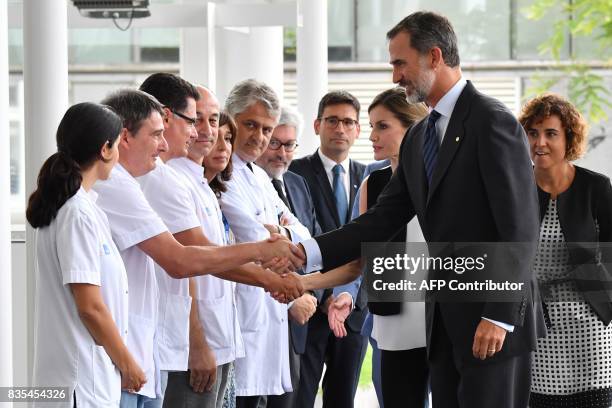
[
  {"left": 137, "top": 158, "right": 201, "bottom": 371},
  {"left": 33, "top": 187, "right": 128, "bottom": 408},
  {"left": 168, "top": 157, "right": 245, "bottom": 366},
  {"left": 93, "top": 164, "right": 168, "bottom": 398},
  {"left": 218, "top": 153, "right": 311, "bottom": 396}
]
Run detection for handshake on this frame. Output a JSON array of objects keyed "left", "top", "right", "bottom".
[
  {"left": 256, "top": 234, "right": 355, "bottom": 338},
  {"left": 256, "top": 232, "right": 307, "bottom": 303}
]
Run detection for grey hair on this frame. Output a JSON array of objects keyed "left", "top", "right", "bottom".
[
  {"left": 224, "top": 78, "right": 281, "bottom": 119},
  {"left": 277, "top": 105, "right": 304, "bottom": 140}
]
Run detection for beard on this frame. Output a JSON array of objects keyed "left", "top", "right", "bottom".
[{"left": 403, "top": 60, "right": 435, "bottom": 104}]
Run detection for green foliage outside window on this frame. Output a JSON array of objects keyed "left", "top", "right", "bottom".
[{"left": 524, "top": 0, "right": 611, "bottom": 123}]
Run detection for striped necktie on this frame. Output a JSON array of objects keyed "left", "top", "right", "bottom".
[{"left": 423, "top": 110, "right": 441, "bottom": 185}]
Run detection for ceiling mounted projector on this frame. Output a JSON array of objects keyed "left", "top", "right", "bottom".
[{"left": 72, "top": 0, "right": 151, "bottom": 19}]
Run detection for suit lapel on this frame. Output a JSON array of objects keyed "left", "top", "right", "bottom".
[
  {"left": 426, "top": 82, "right": 474, "bottom": 205},
  {"left": 283, "top": 174, "right": 296, "bottom": 213},
  {"left": 311, "top": 152, "right": 340, "bottom": 226}
]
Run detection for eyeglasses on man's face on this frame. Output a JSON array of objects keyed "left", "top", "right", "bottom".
[
  {"left": 268, "top": 139, "right": 298, "bottom": 152},
  {"left": 321, "top": 116, "right": 359, "bottom": 130},
  {"left": 169, "top": 109, "right": 197, "bottom": 127}
]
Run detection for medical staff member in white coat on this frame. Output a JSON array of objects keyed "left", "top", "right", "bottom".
[
  {"left": 219, "top": 79, "right": 312, "bottom": 408},
  {"left": 27, "top": 102, "right": 146, "bottom": 408}
]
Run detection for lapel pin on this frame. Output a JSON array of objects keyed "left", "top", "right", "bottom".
[{"left": 455, "top": 137, "right": 460, "bottom": 142}]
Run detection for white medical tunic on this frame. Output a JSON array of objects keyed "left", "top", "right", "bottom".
[
  {"left": 137, "top": 158, "right": 200, "bottom": 371},
  {"left": 33, "top": 187, "right": 128, "bottom": 408},
  {"left": 218, "top": 153, "right": 311, "bottom": 396},
  {"left": 168, "top": 157, "right": 245, "bottom": 366},
  {"left": 93, "top": 164, "right": 168, "bottom": 398}
]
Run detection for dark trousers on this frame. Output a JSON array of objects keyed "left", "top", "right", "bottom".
[
  {"left": 162, "top": 364, "right": 231, "bottom": 408},
  {"left": 380, "top": 347, "right": 429, "bottom": 408},
  {"left": 429, "top": 313, "right": 531, "bottom": 408},
  {"left": 296, "top": 310, "right": 368, "bottom": 408}
]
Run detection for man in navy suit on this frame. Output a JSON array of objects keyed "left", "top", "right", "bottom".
[
  {"left": 255, "top": 106, "right": 321, "bottom": 408},
  {"left": 289, "top": 91, "right": 367, "bottom": 408}
]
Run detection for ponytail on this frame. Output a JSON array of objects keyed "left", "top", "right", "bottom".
[
  {"left": 25, "top": 102, "right": 122, "bottom": 229},
  {"left": 26, "top": 152, "right": 82, "bottom": 228}
]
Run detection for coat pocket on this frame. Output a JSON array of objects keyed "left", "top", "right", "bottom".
[
  {"left": 161, "top": 293, "right": 192, "bottom": 352},
  {"left": 91, "top": 344, "right": 121, "bottom": 404},
  {"left": 235, "top": 284, "right": 267, "bottom": 332},
  {"left": 197, "top": 296, "right": 233, "bottom": 351}
]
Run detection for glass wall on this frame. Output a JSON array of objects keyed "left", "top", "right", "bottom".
[
  {"left": 356, "top": 0, "right": 511, "bottom": 62},
  {"left": 332, "top": 0, "right": 603, "bottom": 62}
]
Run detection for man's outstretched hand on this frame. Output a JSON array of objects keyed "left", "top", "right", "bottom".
[
  {"left": 325, "top": 293, "right": 352, "bottom": 338},
  {"left": 258, "top": 234, "right": 305, "bottom": 270}
]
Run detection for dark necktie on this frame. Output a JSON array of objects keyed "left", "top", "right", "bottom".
[
  {"left": 423, "top": 110, "right": 441, "bottom": 185},
  {"left": 271, "top": 178, "right": 290, "bottom": 208},
  {"left": 246, "top": 162, "right": 254, "bottom": 172}
]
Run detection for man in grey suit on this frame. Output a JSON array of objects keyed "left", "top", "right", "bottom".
[
  {"left": 255, "top": 106, "right": 321, "bottom": 408},
  {"left": 298, "top": 12, "right": 545, "bottom": 408}
]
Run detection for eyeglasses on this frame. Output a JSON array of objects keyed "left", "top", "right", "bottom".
[
  {"left": 170, "top": 109, "right": 197, "bottom": 127},
  {"left": 268, "top": 139, "right": 298, "bottom": 152},
  {"left": 321, "top": 116, "right": 359, "bottom": 130}
]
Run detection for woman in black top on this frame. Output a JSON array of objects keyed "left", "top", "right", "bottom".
[
  {"left": 360, "top": 88, "right": 428, "bottom": 408},
  {"left": 519, "top": 94, "right": 612, "bottom": 408}
]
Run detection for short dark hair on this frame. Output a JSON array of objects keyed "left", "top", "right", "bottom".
[
  {"left": 139, "top": 72, "right": 199, "bottom": 113},
  {"left": 519, "top": 93, "right": 589, "bottom": 161},
  {"left": 387, "top": 11, "right": 460, "bottom": 68},
  {"left": 102, "top": 89, "right": 164, "bottom": 135},
  {"left": 316, "top": 90, "right": 360, "bottom": 119}
]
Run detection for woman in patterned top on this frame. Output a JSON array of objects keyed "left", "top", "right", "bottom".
[{"left": 519, "top": 94, "right": 612, "bottom": 408}]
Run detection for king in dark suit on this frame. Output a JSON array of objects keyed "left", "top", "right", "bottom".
[
  {"left": 289, "top": 91, "right": 367, "bottom": 408},
  {"left": 298, "top": 12, "right": 546, "bottom": 408}
]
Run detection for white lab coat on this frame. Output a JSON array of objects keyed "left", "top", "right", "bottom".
[
  {"left": 168, "top": 157, "right": 245, "bottom": 365},
  {"left": 137, "top": 158, "right": 200, "bottom": 371},
  {"left": 218, "top": 153, "right": 311, "bottom": 396},
  {"left": 33, "top": 187, "right": 128, "bottom": 408},
  {"left": 93, "top": 164, "right": 168, "bottom": 398}
]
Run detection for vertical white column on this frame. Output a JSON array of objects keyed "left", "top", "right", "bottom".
[
  {"left": 0, "top": 0, "right": 14, "bottom": 396},
  {"left": 180, "top": 1, "right": 216, "bottom": 92},
  {"left": 296, "top": 0, "right": 327, "bottom": 156},
  {"left": 216, "top": 25, "right": 284, "bottom": 105},
  {"left": 23, "top": 0, "right": 69, "bottom": 383}
]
